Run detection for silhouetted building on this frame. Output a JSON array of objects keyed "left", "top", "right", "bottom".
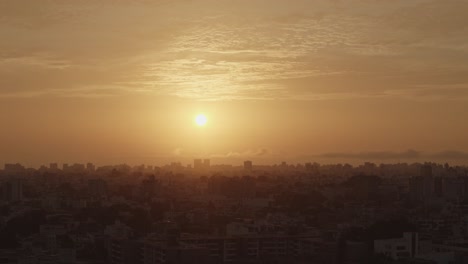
[
  {"left": 420, "top": 164, "right": 433, "bottom": 178},
  {"left": 50, "top": 163, "right": 59, "bottom": 171},
  {"left": 244, "top": 160, "right": 253, "bottom": 170},
  {"left": 4, "top": 163, "right": 26, "bottom": 174},
  {"left": 434, "top": 176, "right": 443, "bottom": 198},
  {"left": 143, "top": 233, "right": 326, "bottom": 264},
  {"left": 2, "top": 178, "right": 23, "bottom": 202},
  {"left": 70, "top": 163, "right": 86, "bottom": 172},
  {"left": 203, "top": 159, "right": 210, "bottom": 169},
  {"left": 194, "top": 159, "right": 210, "bottom": 170},
  {"left": 108, "top": 239, "right": 142, "bottom": 264},
  {"left": 143, "top": 240, "right": 211, "bottom": 264},
  {"left": 194, "top": 159, "right": 202, "bottom": 170},
  {"left": 374, "top": 232, "right": 418, "bottom": 260},
  {"left": 87, "top": 162, "right": 96, "bottom": 172},
  {"left": 141, "top": 175, "right": 160, "bottom": 197},
  {"left": 88, "top": 179, "right": 108, "bottom": 197},
  {"left": 410, "top": 164, "right": 435, "bottom": 203},
  {"left": 170, "top": 162, "right": 182, "bottom": 170}
]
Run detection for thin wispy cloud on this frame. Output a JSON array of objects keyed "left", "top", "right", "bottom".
[
  {"left": 316, "top": 150, "right": 468, "bottom": 162},
  {"left": 318, "top": 150, "right": 422, "bottom": 160},
  {"left": 171, "top": 148, "right": 271, "bottom": 159},
  {"left": 210, "top": 148, "right": 271, "bottom": 159},
  {"left": 0, "top": 0, "right": 467, "bottom": 100},
  {"left": 430, "top": 151, "right": 468, "bottom": 160}
]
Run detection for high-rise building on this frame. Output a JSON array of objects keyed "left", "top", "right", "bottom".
[
  {"left": 203, "top": 159, "right": 210, "bottom": 168},
  {"left": 374, "top": 232, "right": 419, "bottom": 260},
  {"left": 244, "top": 160, "right": 253, "bottom": 170},
  {"left": 2, "top": 178, "right": 23, "bottom": 202},
  {"left": 4, "top": 163, "right": 26, "bottom": 174},
  {"left": 70, "top": 163, "right": 86, "bottom": 172},
  {"left": 434, "top": 176, "right": 443, "bottom": 198},
  {"left": 420, "top": 164, "right": 432, "bottom": 178},
  {"left": 87, "top": 162, "right": 96, "bottom": 172},
  {"left": 194, "top": 159, "right": 202, "bottom": 170},
  {"left": 410, "top": 164, "right": 435, "bottom": 202},
  {"left": 194, "top": 159, "right": 211, "bottom": 170},
  {"left": 50, "top": 163, "right": 58, "bottom": 171},
  {"left": 88, "top": 179, "right": 108, "bottom": 197}
]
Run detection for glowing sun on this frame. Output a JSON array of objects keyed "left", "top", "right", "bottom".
[{"left": 195, "top": 114, "right": 208, "bottom": 126}]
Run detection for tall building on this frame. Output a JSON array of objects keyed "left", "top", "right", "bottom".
[
  {"left": 420, "top": 164, "right": 433, "bottom": 178},
  {"left": 2, "top": 178, "right": 23, "bottom": 202},
  {"left": 410, "top": 164, "right": 435, "bottom": 202},
  {"left": 244, "top": 160, "right": 253, "bottom": 170},
  {"left": 88, "top": 179, "right": 108, "bottom": 197},
  {"left": 50, "top": 163, "right": 59, "bottom": 171},
  {"left": 194, "top": 159, "right": 202, "bottom": 170},
  {"left": 374, "top": 232, "right": 418, "bottom": 260},
  {"left": 143, "top": 232, "right": 326, "bottom": 264},
  {"left": 203, "top": 159, "right": 210, "bottom": 169},
  {"left": 73, "top": 163, "right": 86, "bottom": 171},
  {"left": 87, "top": 162, "right": 96, "bottom": 172},
  {"left": 4, "top": 163, "right": 26, "bottom": 174},
  {"left": 141, "top": 175, "right": 160, "bottom": 197},
  {"left": 194, "top": 159, "right": 210, "bottom": 170}
]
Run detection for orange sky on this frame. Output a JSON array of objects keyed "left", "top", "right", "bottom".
[{"left": 1, "top": 0, "right": 468, "bottom": 166}]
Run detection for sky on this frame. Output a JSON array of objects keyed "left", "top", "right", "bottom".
[{"left": 1, "top": 0, "right": 468, "bottom": 167}]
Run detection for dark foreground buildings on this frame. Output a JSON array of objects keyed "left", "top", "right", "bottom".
[{"left": 1, "top": 161, "right": 468, "bottom": 263}]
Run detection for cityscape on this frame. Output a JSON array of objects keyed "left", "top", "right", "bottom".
[
  {"left": 2, "top": 0, "right": 468, "bottom": 263},
  {"left": 2, "top": 160, "right": 468, "bottom": 263}
]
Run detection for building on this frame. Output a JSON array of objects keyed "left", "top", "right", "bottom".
[
  {"left": 87, "top": 162, "right": 96, "bottom": 172},
  {"left": 374, "top": 232, "right": 418, "bottom": 260},
  {"left": 4, "top": 163, "right": 25, "bottom": 174},
  {"left": 420, "top": 164, "right": 433, "bottom": 178},
  {"left": 1, "top": 180, "right": 22, "bottom": 202},
  {"left": 49, "top": 163, "right": 59, "bottom": 171},
  {"left": 70, "top": 163, "right": 86, "bottom": 172},
  {"left": 108, "top": 239, "right": 143, "bottom": 264},
  {"left": 143, "top": 241, "right": 211, "bottom": 264},
  {"left": 141, "top": 175, "right": 160, "bottom": 197},
  {"left": 409, "top": 165, "right": 435, "bottom": 203},
  {"left": 143, "top": 233, "right": 325, "bottom": 264},
  {"left": 194, "top": 159, "right": 203, "bottom": 170},
  {"left": 244, "top": 161, "right": 253, "bottom": 170},
  {"left": 203, "top": 159, "right": 210, "bottom": 169},
  {"left": 1, "top": 178, "right": 23, "bottom": 202},
  {"left": 88, "top": 179, "right": 108, "bottom": 197},
  {"left": 194, "top": 159, "right": 210, "bottom": 170}
]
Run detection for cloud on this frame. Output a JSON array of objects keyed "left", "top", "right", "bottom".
[
  {"left": 169, "top": 148, "right": 468, "bottom": 163},
  {"left": 0, "top": 0, "right": 467, "bottom": 100},
  {"left": 210, "top": 148, "right": 270, "bottom": 159},
  {"left": 315, "top": 149, "right": 468, "bottom": 162},
  {"left": 318, "top": 149, "right": 421, "bottom": 160},
  {"left": 172, "top": 148, "right": 184, "bottom": 157},
  {"left": 384, "top": 84, "right": 468, "bottom": 101},
  {"left": 169, "top": 148, "right": 272, "bottom": 162},
  {"left": 430, "top": 151, "right": 468, "bottom": 160}
]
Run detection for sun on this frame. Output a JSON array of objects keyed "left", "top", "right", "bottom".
[{"left": 195, "top": 114, "right": 208, "bottom": 126}]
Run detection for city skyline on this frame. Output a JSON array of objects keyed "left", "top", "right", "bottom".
[{"left": 3, "top": 2, "right": 468, "bottom": 263}]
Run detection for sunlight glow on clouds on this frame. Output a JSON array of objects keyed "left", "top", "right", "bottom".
[{"left": 0, "top": 0, "right": 467, "bottom": 100}]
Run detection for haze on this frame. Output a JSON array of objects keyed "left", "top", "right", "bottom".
[{"left": 1, "top": 0, "right": 468, "bottom": 167}]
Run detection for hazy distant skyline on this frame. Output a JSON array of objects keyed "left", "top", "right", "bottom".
[{"left": 1, "top": 0, "right": 468, "bottom": 166}]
